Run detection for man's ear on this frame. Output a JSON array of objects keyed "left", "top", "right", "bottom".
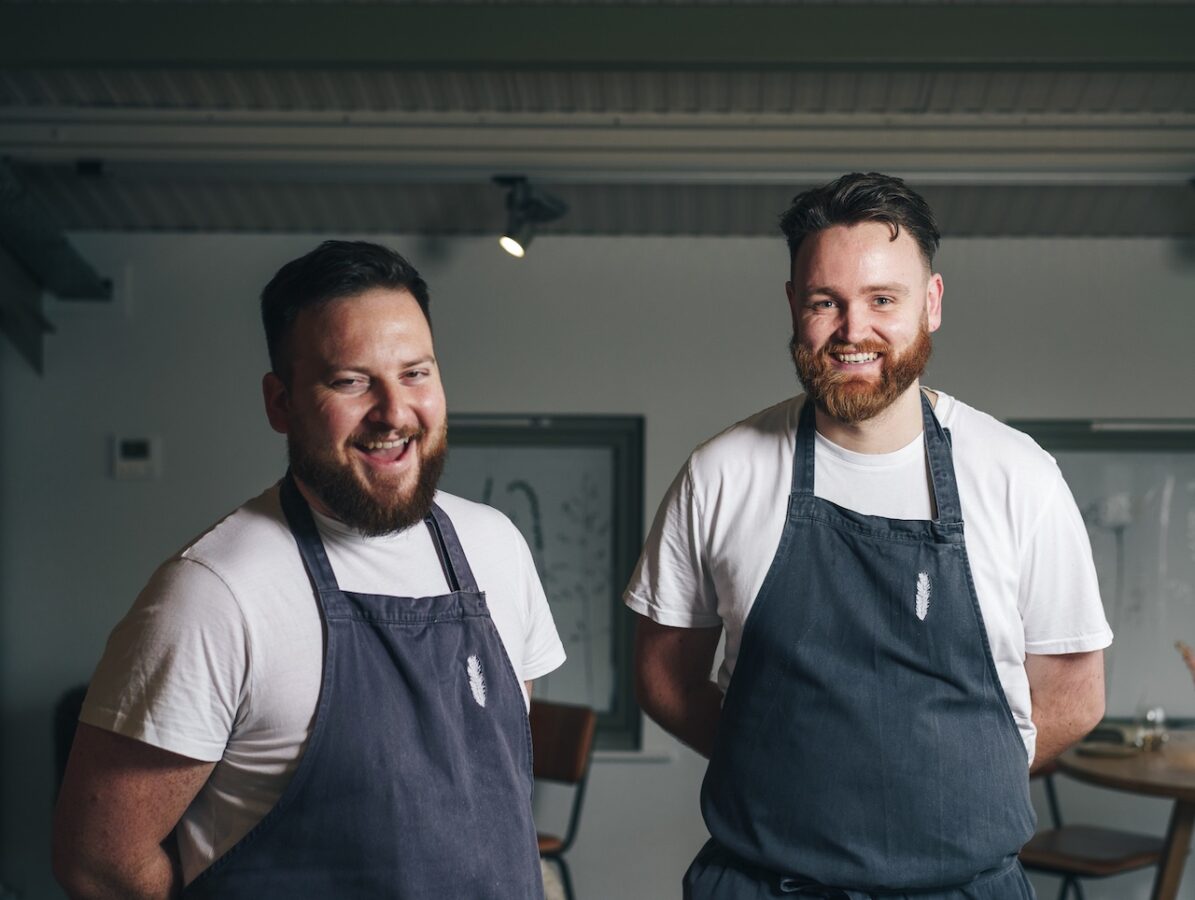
[
  {"left": 262, "top": 372, "right": 291, "bottom": 435},
  {"left": 926, "top": 273, "right": 944, "bottom": 333}
]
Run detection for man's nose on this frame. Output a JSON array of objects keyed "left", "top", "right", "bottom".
[
  {"left": 368, "top": 382, "right": 413, "bottom": 431},
  {"left": 836, "top": 306, "right": 870, "bottom": 346}
]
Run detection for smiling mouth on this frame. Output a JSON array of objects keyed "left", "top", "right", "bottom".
[
  {"left": 360, "top": 437, "right": 411, "bottom": 451},
  {"left": 832, "top": 351, "right": 881, "bottom": 364},
  {"left": 354, "top": 435, "right": 416, "bottom": 464}
]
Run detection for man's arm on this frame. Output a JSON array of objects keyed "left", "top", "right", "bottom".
[
  {"left": 52, "top": 723, "right": 216, "bottom": 900},
  {"left": 1025, "top": 650, "right": 1105, "bottom": 773},
  {"left": 634, "top": 615, "right": 724, "bottom": 758}
]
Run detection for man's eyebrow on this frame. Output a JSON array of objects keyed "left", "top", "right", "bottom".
[
  {"left": 801, "top": 283, "right": 911, "bottom": 297},
  {"left": 321, "top": 355, "right": 437, "bottom": 373},
  {"left": 861, "top": 284, "right": 911, "bottom": 295},
  {"left": 399, "top": 355, "right": 437, "bottom": 367}
]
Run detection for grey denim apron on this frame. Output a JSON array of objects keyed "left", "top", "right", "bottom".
[
  {"left": 184, "top": 473, "right": 543, "bottom": 899},
  {"left": 685, "top": 394, "right": 1036, "bottom": 899}
]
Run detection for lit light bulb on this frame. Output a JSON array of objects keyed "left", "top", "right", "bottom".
[{"left": 499, "top": 235, "right": 526, "bottom": 258}]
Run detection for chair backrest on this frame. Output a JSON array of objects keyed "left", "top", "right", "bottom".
[
  {"left": 530, "top": 699, "right": 597, "bottom": 785},
  {"left": 54, "top": 684, "right": 89, "bottom": 793}
]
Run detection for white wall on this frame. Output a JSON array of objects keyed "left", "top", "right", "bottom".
[{"left": 2, "top": 232, "right": 1193, "bottom": 900}]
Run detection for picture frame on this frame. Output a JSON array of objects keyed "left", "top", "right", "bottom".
[
  {"left": 440, "top": 414, "right": 645, "bottom": 750},
  {"left": 1007, "top": 419, "right": 1195, "bottom": 723}
]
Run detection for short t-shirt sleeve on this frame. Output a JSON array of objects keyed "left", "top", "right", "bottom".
[
  {"left": 1019, "top": 469, "right": 1114, "bottom": 655},
  {"left": 80, "top": 557, "right": 249, "bottom": 762},
  {"left": 512, "top": 529, "right": 567, "bottom": 682},
  {"left": 624, "top": 460, "right": 721, "bottom": 628}
]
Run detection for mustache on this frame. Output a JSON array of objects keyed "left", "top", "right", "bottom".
[
  {"left": 821, "top": 340, "right": 891, "bottom": 356},
  {"left": 786, "top": 336, "right": 893, "bottom": 359},
  {"left": 351, "top": 426, "right": 425, "bottom": 443}
]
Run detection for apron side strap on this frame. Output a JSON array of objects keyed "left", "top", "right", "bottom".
[
  {"left": 426, "top": 504, "right": 481, "bottom": 594},
  {"left": 279, "top": 472, "right": 343, "bottom": 594}
]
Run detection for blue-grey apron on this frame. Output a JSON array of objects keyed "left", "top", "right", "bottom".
[
  {"left": 685, "top": 394, "right": 1036, "bottom": 899},
  {"left": 184, "top": 473, "right": 543, "bottom": 899}
]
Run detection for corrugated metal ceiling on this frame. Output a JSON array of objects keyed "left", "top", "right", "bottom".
[
  {"left": 18, "top": 166, "right": 1195, "bottom": 237},
  {"left": 1, "top": 1, "right": 1193, "bottom": 237},
  {"left": 4, "top": 69, "right": 1195, "bottom": 115}
]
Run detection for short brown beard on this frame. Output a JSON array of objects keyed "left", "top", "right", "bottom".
[
  {"left": 791, "top": 323, "right": 933, "bottom": 424},
  {"left": 288, "top": 425, "right": 447, "bottom": 537}
]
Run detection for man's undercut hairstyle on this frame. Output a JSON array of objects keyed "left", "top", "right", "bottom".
[
  {"left": 779, "top": 172, "right": 941, "bottom": 271},
  {"left": 261, "top": 240, "right": 431, "bottom": 379}
]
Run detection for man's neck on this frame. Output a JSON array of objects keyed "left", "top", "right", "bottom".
[
  {"left": 813, "top": 382, "right": 936, "bottom": 454},
  {"left": 292, "top": 474, "right": 340, "bottom": 521}
]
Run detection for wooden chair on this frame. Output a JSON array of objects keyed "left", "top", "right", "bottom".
[
  {"left": 530, "top": 699, "right": 597, "bottom": 900},
  {"left": 1019, "top": 761, "right": 1165, "bottom": 900}
]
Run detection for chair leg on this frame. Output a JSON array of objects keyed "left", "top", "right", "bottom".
[
  {"left": 554, "top": 856, "right": 575, "bottom": 900},
  {"left": 1054, "top": 876, "right": 1085, "bottom": 900}
]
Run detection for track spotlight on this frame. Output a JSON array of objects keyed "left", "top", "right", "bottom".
[{"left": 494, "top": 175, "right": 568, "bottom": 258}]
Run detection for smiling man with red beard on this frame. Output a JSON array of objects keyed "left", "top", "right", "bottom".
[
  {"left": 626, "top": 173, "right": 1112, "bottom": 899},
  {"left": 54, "top": 241, "right": 565, "bottom": 900}
]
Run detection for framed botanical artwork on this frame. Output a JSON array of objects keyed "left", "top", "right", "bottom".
[
  {"left": 440, "top": 414, "right": 645, "bottom": 749},
  {"left": 1008, "top": 419, "right": 1195, "bottom": 723}
]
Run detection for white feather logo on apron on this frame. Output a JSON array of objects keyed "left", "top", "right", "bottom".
[
  {"left": 466, "top": 655, "right": 487, "bottom": 707},
  {"left": 915, "top": 573, "right": 931, "bottom": 621}
]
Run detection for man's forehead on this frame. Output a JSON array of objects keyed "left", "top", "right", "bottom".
[
  {"left": 288, "top": 289, "right": 431, "bottom": 355},
  {"left": 792, "top": 223, "right": 931, "bottom": 282},
  {"left": 305, "top": 286, "right": 418, "bottom": 318}
]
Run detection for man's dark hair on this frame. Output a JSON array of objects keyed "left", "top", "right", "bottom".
[
  {"left": 261, "top": 240, "right": 431, "bottom": 378},
  {"left": 779, "top": 172, "right": 940, "bottom": 271}
]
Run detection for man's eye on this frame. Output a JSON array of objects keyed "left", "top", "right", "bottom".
[
  {"left": 331, "top": 377, "right": 367, "bottom": 390},
  {"left": 874, "top": 296, "right": 894, "bottom": 305}
]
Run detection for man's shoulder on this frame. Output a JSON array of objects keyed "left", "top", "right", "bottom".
[
  {"left": 432, "top": 491, "right": 524, "bottom": 541},
  {"left": 174, "top": 483, "right": 294, "bottom": 576},
  {"left": 689, "top": 395, "right": 803, "bottom": 472},
  {"left": 430, "top": 492, "right": 538, "bottom": 592},
  {"left": 937, "top": 391, "right": 1060, "bottom": 481}
]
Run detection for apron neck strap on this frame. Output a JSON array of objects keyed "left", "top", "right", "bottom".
[
  {"left": 790, "top": 393, "right": 963, "bottom": 526},
  {"left": 425, "top": 503, "right": 480, "bottom": 594},
  {"left": 792, "top": 397, "right": 818, "bottom": 496},
  {"left": 280, "top": 472, "right": 341, "bottom": 594},
  {"left": 920, "top": 391, "right": 962, "bottom": 525},
  {"left": 279, "top": 472, "right": 480, "bottom": 595}
]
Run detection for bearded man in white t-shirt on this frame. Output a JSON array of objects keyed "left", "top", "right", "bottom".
[
  {"left": 626, "top": 173, "right": 1111, "bottom": 899},
  {"left": 53, "top": 241, "right": 565, "bottom": 900}
]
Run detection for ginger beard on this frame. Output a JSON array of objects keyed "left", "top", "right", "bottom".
[
  {"left": 791, "top": 322, "right": 933, "bottom": 425},
  {"left": 288, "top": 422, "right": 447, "bottom": 537}
]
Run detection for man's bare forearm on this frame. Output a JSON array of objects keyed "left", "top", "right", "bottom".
[
  {"left": 53, "top": 724, "right": 211, "bottom": 900},
  {"left": 640, "top": 679, "right": 724, "bottom": 758},
  {"left": 633, "top": 617, "right": 724, "bottom": 757},
  {"left": 54, "top": 836, "right": 181, "bottom": 900},
  {"left": 1026, "top": 650, "right": 1105, "bottom": 773}
]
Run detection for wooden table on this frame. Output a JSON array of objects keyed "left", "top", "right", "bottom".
[{"left": 1057, "top": 732, "right": 1195, "bottom": 900}]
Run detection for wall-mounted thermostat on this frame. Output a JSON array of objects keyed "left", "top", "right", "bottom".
[{"left": 112, "top": 435, "right": 161, "bottom": 480}]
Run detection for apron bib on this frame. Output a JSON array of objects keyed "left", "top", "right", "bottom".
[
  {"left": 687, "top": 394, "right": 1035, "bottom": 899},
  {"left": 185, "top": 473, "right": 543, "bottom": 900}
]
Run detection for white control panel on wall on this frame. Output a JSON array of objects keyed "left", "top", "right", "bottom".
[{"left": 112, "top": 436, "right": 161, "bottom": 480}]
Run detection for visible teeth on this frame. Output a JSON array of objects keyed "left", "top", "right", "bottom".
[
  {"left": 362, "top": 438, "right": 410, "bottom": 450},
  {"left": 835, "top": 352, "right": 879, "bottom": 363}
]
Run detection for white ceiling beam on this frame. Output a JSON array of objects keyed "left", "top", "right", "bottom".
[{"left": 4, "top": 110, "right": 1193, "bottom": 185}]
